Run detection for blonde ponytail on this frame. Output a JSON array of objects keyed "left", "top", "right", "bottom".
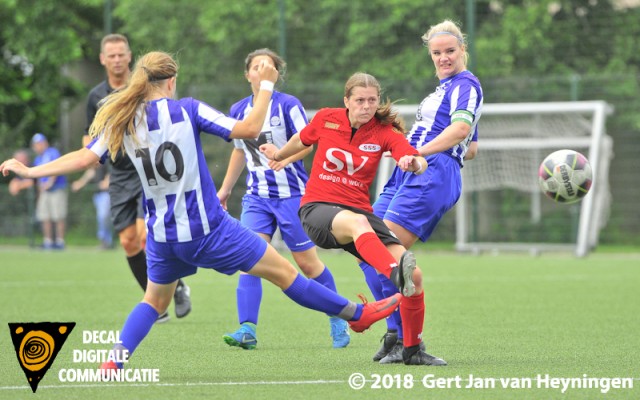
[{"left": 89, "top": 51, "right": 178, "bottom": 160}]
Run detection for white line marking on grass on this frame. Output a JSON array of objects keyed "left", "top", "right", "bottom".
[
  {"left": 0, "top": 280, "right": 129, "bottom": 288},
  {"left": 3, "top": 377, "right": 640, "bottom": 391},
  {"left": 0, "top": 380, "right": 345, "bottom": 390}
]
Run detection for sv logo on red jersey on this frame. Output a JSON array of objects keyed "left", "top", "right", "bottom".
[{"left": 323, "top": 148, "right": 369, "bottom": 176}]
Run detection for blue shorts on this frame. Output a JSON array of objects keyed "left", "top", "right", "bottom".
[
  {"left": 374, "top": 153, "right": 461, "bottom": 242},
  {"left": 146, "top": 214, "right": 268, "bottom": 284},
  {"left": 240, "top": 194, "right": 314, "bottom": 253}
]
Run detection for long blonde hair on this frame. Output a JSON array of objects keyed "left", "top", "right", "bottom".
[
  {"left": 89, "top": 51, "right": 178, "bottom": 160},
  {"left": 344, "top": 72, "right": 405, "bottom": 132}
]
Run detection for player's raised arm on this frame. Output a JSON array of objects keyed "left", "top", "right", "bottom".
[{"left": 229, "top": 60, "right": 279, "bottom": 140}]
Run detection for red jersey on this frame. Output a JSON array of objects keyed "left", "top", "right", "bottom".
[{"left": 300, "top": 108, "right": 418, "bottom": 212}]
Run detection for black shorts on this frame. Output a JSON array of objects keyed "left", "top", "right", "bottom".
[
  {"left": 298, "top": 202, "right": 401, "bottom": 260},
  {"left": 109, "top": 164, "right": 144, "bottom": 233}
]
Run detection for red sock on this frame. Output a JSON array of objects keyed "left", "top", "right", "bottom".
[
  {"left": 354, "top": 232, "right": 397, "bottom": 278},
  {"left": 400, "top": 291, "right": 425, "bottom": 348}
]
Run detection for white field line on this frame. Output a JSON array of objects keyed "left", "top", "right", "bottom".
[
  {"left": 0, "top": 379, "right": 345, "bottom": 390},
  {"left": 2, "top": 377, "right": 639, "bottom": 391}
]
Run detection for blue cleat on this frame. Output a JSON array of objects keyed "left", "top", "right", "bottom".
[
  {"left": 223, "top": 323, "right": 257, "bottom": 350},
  {"left": 330, "top": 317, "right": 350, "bottom": 348}
]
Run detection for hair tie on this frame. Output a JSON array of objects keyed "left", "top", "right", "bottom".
[
  {"left": 148, "top": 74, "right": 175, "bottom": 82},
  {"left": 141, "top": 65, "right": 175, "bottom": 81}
]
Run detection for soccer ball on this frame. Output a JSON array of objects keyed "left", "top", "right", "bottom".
[{"left": 538, "top": 149, "right": 593, "bottom": 204}]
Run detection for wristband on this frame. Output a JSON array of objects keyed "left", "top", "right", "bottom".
[
  {"left": 415, "top": 161, "right": 423, "bottom": 173},
  {"left": 260, "top": 80, "right": 275, "bottom": 92}
]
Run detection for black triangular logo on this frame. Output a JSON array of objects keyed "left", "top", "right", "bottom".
[{"left": 8, "top": 322, "right": 76, "bottom": 393}]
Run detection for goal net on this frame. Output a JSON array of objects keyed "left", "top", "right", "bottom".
[{"left": 386, "top": 101, "right": 614, "bottom": 257}]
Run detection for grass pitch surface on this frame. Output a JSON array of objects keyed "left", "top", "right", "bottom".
[{"left": 0, "top": 246, "right": 638, "bottom": 399}]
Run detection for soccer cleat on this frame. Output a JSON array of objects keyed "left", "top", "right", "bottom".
[
  {"left": 174, "top": 282, "right": 192, "bottom": 318},
  {"left": 380, "top": 340, "right": 426, "bottom": 364},
  {"left": 329, "top": 317, "right": 350, "bottom": 348},
  {"left": 348, "top": 293, "right": 402, "bottom": 333},
  {"left": 393, "top": 251, "right": 417, "bottom": 297},
  {"left": 223, "top": 323, "right": 257, "bottom": 350},
  {"left": 99, "top": 360, "right": 122, "bottom": 380},
  {"left": 155, "top": 311, "right": 170, "bottom": 324},
  {"left": 373, "top": 330, "right": 398, "bottom": 361},
  {"left": 379, "top": 341, "right": 404, "bottom": 364},
  {"left": 403, "top": 348, "right": 447, "bottom": 366}
]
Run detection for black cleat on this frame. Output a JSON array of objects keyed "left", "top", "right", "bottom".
[
  {"left": 155, "top": 311, "right": 170, "bottom": 324},
  {"left": 373, "top": 330, "right": 398, "bottom": 361},
  {"left": 380, "top": 340, "right": 427, "bottom": 364},
  {"left": 379, "top": 341, "right": 404, "bottom": 364},
  {"left": 403, "top": 347, "right": 447, "bottom": 366}
]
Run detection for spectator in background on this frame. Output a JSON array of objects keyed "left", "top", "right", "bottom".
[
  {"left": 8, "top": 149, "right": 34, "bottom": 196},
  {"left": 31, "top": 133, "right": 67, "bottom": 250},
  {"left": 71, "top": 136, "right": 113, "bottom": 249},
  {"left": 7, "top": 149, "right": 37, "bottom": 246}
]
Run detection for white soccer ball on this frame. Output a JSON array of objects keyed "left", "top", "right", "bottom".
[{"left": 538, "top": 149, "right": 593, "bottom": 204}]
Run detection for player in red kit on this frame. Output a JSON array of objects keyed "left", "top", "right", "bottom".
[{"left": 260, "top": 72, "right": 446, "bottom": 366}]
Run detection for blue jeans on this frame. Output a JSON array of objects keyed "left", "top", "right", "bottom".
[{"left": 93, "top": 191, "right": 113, "bottom": 247}]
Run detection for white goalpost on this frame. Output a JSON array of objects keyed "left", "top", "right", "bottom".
[{"left": 385, "top": 101, "right": 614, "bottom": 257}]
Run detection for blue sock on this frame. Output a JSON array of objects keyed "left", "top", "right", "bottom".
[
  {"left": 313, "top": 266, "right": 340, "bottom": 317},
  {"left": 312, "top": 266, "right": 338, "bottom": 292},
  {"left": 359, "top": 261, "right": 385, "bottom": 301},
  {"left": 237, "top": 274, "right": 262, "bottom": 325},
  {"left": 379, "top": 274, "right": 402, "bottom": 337},
  {"left": 283, "top": 273, "right": 362, "bottom": 320},
  {"left": 117, "top": 302, "right": 158, "bottom": 367},
  {"left": 361, "top": 262, "right": 397, "bottom": 331}
]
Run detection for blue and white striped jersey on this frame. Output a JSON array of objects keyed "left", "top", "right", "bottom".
[
  {"left": 229, "top": 91, "right": 309, "bottom": 198},
  {"left": 407, "top": 70, "right": 483, "bottom": 166},
  {"left": 88, "top": 97, "right": 237, "bottom": 243}
]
